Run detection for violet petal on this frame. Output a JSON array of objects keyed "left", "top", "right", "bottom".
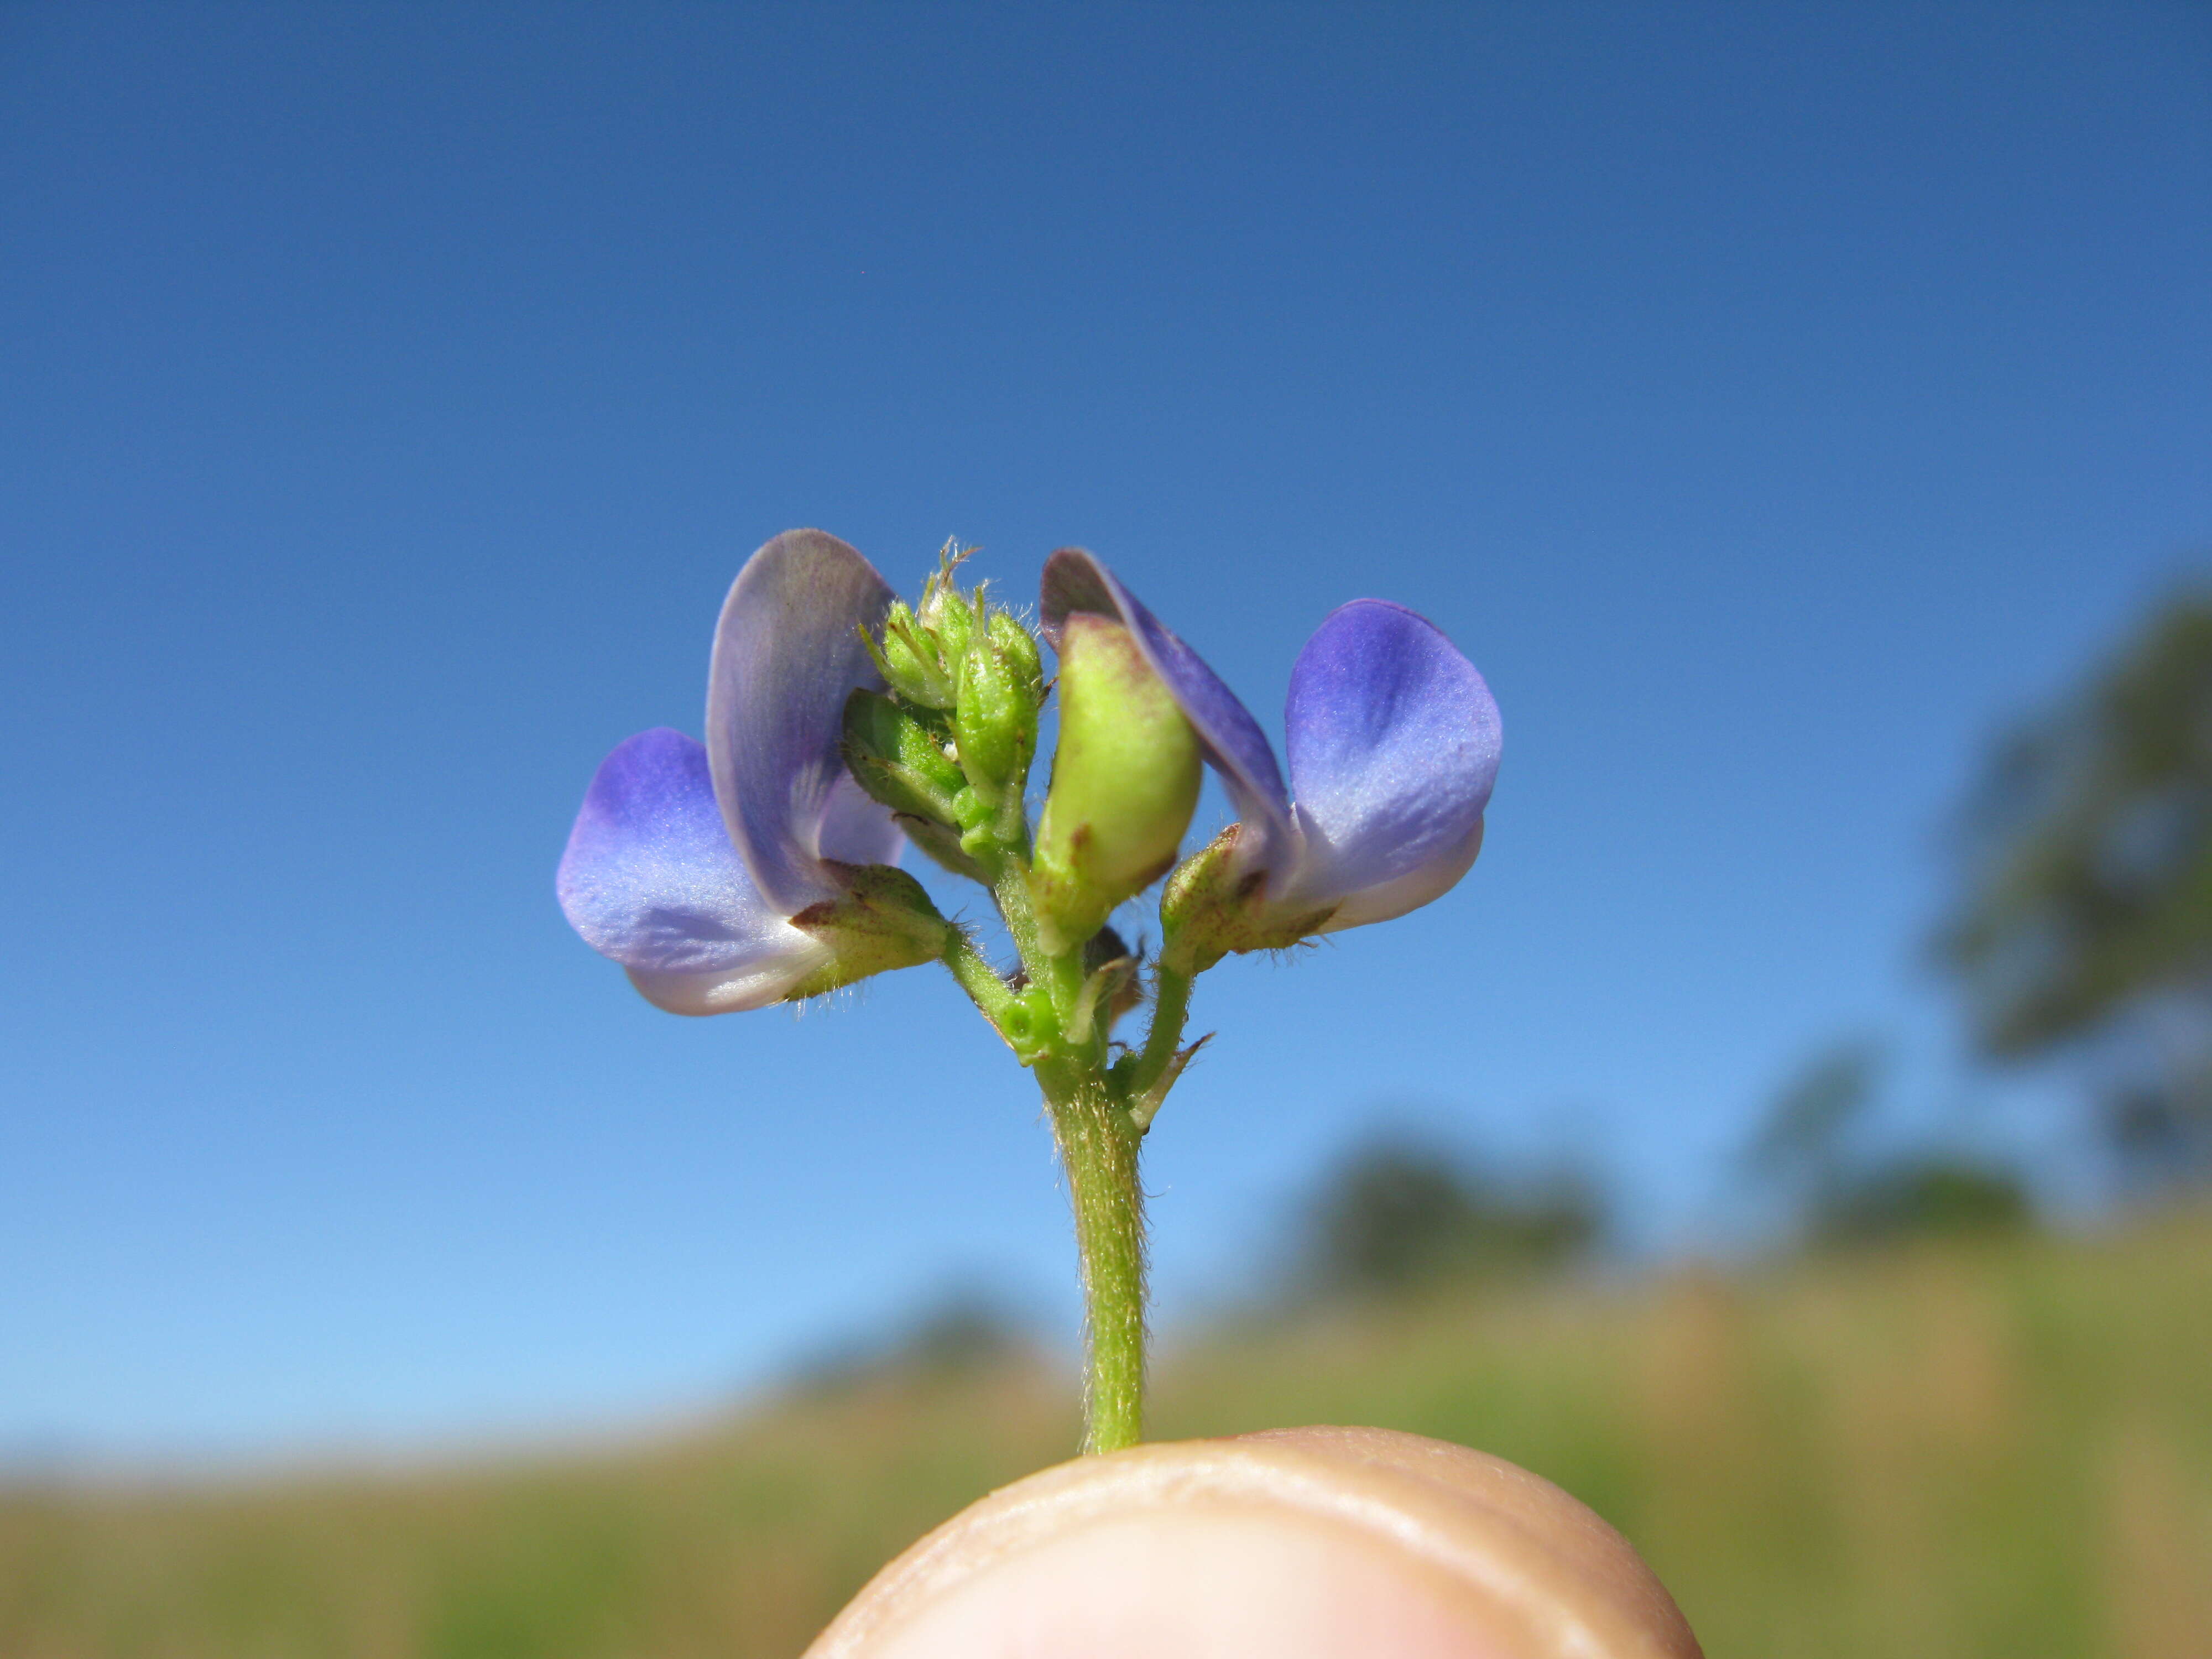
[
  {"left": 1281, "top": 599, "right": 1500, "bottom": 930},
  {"left": 706, "top": 529, "right": 903, "bottom": 914},
  {"left": 814, "top": 769, "right": 906, "bottom": 866},
  {"left": 556, "top": 729, "right": 832, "bottom": 1012}
]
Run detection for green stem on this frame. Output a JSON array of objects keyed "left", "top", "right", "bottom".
[
  {"left": 992, "top": 864, "right": 1083, "bottom": 1016},
  {"left": 940, "top": 928, "right": 1018, "bottom": 1026},
  {"left": 1042, "top": 1066, "right": 1146, "bottom": 1454},
  {"left": 1122, "top": 954, "right": 1193, "bottom": 1100},
  {"left": 946, "top": 834, "right": 1157, "bottom": 1454}
]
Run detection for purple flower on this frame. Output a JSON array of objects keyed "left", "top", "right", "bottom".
[
  {"left": 557, "top": 530, "right": 914, "bottom": 1014},
  {"left": 1040, "top": 549, "right": 1501, "bottom": 938}
]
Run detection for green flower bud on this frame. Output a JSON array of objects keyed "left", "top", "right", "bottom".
[
  {"left": 988, "top": 608, "right": 1044, "bottom": 697},
  {"left": 841, "top": 688, "right": 965, "bottom": 826},
  {"left": 954, "top": 614, "right": 1043, "bottom": 800},
  {"left": 919, "top": 580, "right": 975, "bottom": 667},
  {"left": 872, "top": 600, "right": 958, "bottom": 709},
  {"left": 1030, "top": 614, "right": 1202, "bottom": 952}
]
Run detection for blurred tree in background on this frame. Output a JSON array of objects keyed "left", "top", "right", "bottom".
[
  {"left": 790, "top": 1288, "right": 1036, "bottom": 1394},
  {"left": 1742, "top": 1042, "right": 1886, "bottom": 1223},
  {"left": 1743, "top": 1041, "right": 2030, "bottom": 1247},
  {"left": 1939, "top": 588, "right": 2212, "bottom": 1185},
  {"left": 1291, "top": 1134, "right": 1601, "bottom": 1299}
]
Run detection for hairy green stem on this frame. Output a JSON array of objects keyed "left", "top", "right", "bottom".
[
  {"left": 940, "top": 928, "right": 1018, "bottom": 1026},
  {"left": 992, "top": 863, "right": 1083, "bottom": 1016},
  {"left": 1042, "top": 1066, "right": 1146, "bottom": 1454},
  {"left": 1121, "top": 954, "right": 1193, "bottom": 1100},
  {"left": 940, "top": 832, "right": 1165, "bottom": 1455}
]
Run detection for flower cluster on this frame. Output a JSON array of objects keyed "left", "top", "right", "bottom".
[
  {"left": 560, "top": 531, "right": 1499, "bottom": 1009},
  {"left": 556, "top": 528, "right": 1500, "bottom": 1452}
]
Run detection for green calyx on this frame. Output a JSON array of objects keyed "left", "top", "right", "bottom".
[
  {"left": 782, "top": 861, "right": 954, "bottom": 999},
  {"left": 1031, "top": 614, "right": 1202, "bottom": 953},
  {"left": 1159, "top": 825, "right": 1337, "bottom": 972}
]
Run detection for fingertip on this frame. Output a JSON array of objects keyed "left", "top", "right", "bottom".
[{"left": 807, "top": 1430, "right": 1700, "bottom": 1659}]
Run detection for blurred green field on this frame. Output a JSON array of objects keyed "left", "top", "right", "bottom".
[{"left": 5, "top": 1212, "right": 2209, "bottom": 1659}]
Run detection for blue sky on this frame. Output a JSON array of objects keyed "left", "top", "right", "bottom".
[{"left": 3, "top": 3, "right": 2208, "bottom": 1464}]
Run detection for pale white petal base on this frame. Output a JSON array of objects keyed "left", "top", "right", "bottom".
[{"left": 624, "top": 929, "right": 833, "bottom": 1015}]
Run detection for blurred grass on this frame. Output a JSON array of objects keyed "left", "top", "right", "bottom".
[{"left": 5, "top": 1212, "right": 2209, "bottom": 1658}]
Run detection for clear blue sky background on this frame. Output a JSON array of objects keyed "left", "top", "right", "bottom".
[{"left": 4, "top": 4, "right": 2208, "bottom": 1465}]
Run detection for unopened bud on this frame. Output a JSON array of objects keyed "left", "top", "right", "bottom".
[
  {"left": 1030, "top": 614, "right": 1201, "bottom": 952},
  {"left": 954, "top": 613, "right": 1044, "bottom": 800},
  {"left": 988, "top": 609, "right": 1043, "bottom": 694},
  {"left": 919, "top": 581, "right": 976, "bottom": 666},
  {"left": 842, "top": 690, "right": 965, "bottom": 826},
  {"left": 871, "top": 600, "right": 958, "bottom": 709}
]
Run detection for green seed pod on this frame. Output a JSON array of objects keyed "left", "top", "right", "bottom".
[{"left": 1030, "top": 613, "right": 1202, "bottom": 952}]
